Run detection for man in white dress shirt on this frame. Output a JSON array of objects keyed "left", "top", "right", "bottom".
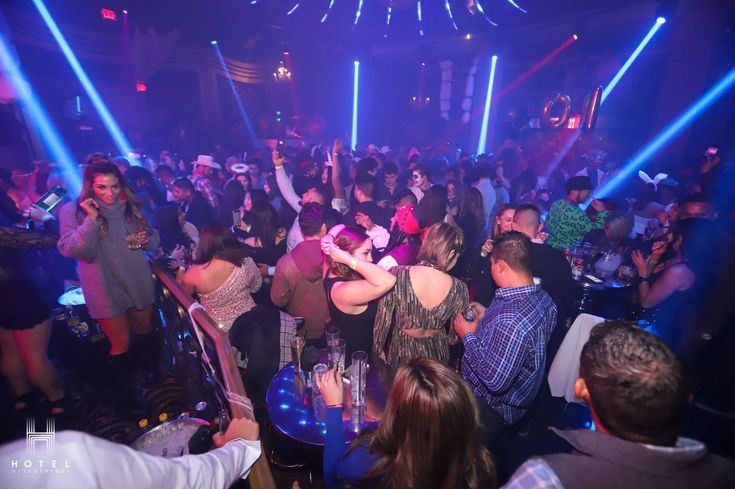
[{"left": 0, "top": 417, "right": 262, "bottom": 489}]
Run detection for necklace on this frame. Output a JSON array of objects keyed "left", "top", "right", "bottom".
[{"left": 418, "top": 260, "right": 440, "bottom": 271}]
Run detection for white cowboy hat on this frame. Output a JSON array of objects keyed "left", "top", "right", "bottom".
[
  {"left": 231, "top": 163, "right": 249, "bottom": 174},
  {"left": 192, "top": 154, "right": 221, "bottom": 170}
]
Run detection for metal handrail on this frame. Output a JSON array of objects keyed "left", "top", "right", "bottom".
[{"left": 151, "top": 263, "right": 275, "bottom": 489}]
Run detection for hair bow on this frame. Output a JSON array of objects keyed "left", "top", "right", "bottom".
[{"left": 638, "top": 171, "right": 668, "bottom": 191}]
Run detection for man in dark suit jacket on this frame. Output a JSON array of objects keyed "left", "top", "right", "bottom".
[
  {"left": 172, "top": 178, "right": 216, "bottom": 231},
  {"left": 512, "top": 204, "right": 576, "bottom": 355},
  {"left": 343, "top": 176, "right": 390, "bottom": 231}
]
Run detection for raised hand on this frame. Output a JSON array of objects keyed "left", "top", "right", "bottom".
[{"left": 80, "top": 198, "right": 99, "bottom": 221}]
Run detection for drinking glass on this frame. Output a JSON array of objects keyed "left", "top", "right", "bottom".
[
  {"left": 125, "top": 232, "right": 142, "bottom": 250},
  {"left": 290, "top": 336, "right": 305, "bottom": 373},
  {"left": 329, "top": 339, "right": 346, "bottom": 374},
  {"left": 350, "top": 351, "right": 368, "bottom": 407},
  {"left": 312, "top": 363, "right": 328, "bottom": 399},
  {"left": 325, "top": 324, "right": 341, "bottom": 347}
]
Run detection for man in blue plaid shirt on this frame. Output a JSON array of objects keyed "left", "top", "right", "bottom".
[{"left": 454, "top": 231, "right": 556, "bottom": 445}]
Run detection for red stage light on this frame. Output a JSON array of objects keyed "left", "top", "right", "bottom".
[
  {"left": 136, "top": 82, "right": 147, "bottom": 92},
  {"left": 100, "top": 9, "right": 117, "bottom": 21}
]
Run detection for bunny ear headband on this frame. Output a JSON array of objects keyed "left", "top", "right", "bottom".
[{"left": 638, "top": 171, "right": 668, "bottom": 191}]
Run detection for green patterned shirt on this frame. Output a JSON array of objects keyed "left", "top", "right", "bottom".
[{"left": 546, "top": 199, "right": 609, "bottom": 249}]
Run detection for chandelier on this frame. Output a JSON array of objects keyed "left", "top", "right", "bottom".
[{"left": 273, "top": 61, "right": 292, "bottom": 82}]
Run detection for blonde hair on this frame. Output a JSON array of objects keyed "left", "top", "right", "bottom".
[{"left": 417, "top": 222, "right": 465, "bottom": 272}]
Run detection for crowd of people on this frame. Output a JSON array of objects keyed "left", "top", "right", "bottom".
[{"left": 1, "top": 137, "right": 733, "bottom": 488}]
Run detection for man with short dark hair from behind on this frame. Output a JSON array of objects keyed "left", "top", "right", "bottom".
[
  {"left": 271, "top": 203, "right": 331, "bottom": 343},
  {"left": 343, "top": 174, "right": 390, "bottom": 232},
  {"left": 171, "top": 178, "right": 215, "bottom": 231},
  {"left": 454, "top": 231, "right": 557, "bottom": 445},
  {"left": 503, "top": 321, "right": 735, "bottom": 489}
]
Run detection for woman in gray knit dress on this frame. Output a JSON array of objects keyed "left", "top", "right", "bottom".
[{"left": 58, "top": 162, "right": 159, "bottom": 367}]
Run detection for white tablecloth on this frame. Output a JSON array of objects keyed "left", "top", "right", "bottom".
[{"left": 548, "top": 313, "right": 606, "bottom": 403}]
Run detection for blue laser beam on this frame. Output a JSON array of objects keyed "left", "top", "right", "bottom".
[
  {"left": 321, "top": 0, "right": 336, "bottom": 23},
  {"left": 417, "top": 1, "right": 424, "bottom": 36},
  {"left": 591, "top": 65, "right": 735, "bottom": 202},
  {"left": 474, "top": 1, "right": 498, "bottom": 27},
  {"left": 477, "top": 55, "right": 499, "bottom": 155},
  {"left": 211, "top": 43, "right": 260, "bottom": 148},
  {"left": 505, "top": 0, "right": 527, "bottom": 14},
  {"left": 32, "top": 0, "right": 134, "bottom": 161},
  {"left": 601, "top": 17, "right": 665, "bottom": 103},
  {"left": 354, "top": 0, "right": 364, "bottom": 26},
  {"left": 384, "top": 7, "right": 393, "bottom": 38},
  {"left": 351, "top": 61, "right": 360, "bottom": 150},
  {"left": 544, "top": 17, "right": 667, "bottom": 181},
  {"left": 444, "top": 0, "right": 458, "bottom": 31},
  {"left": 0, "top": 36, "right": 80, "bottom": 193},
  {"left": 287, "top": 3, "right": 300, "bottom": 16}
]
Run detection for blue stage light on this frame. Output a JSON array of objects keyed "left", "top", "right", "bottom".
[
  {"left": 477, "top": 55, "right": 499, "bottom": 156},
  {"left": 351, "top": 61, "right": 360, "bottom": 150},
  {"left": 210, "top": 40, "right": 218, "bottom": 45},
  {"left": 321, "top": 0, "right": 336, "bottom": 23},
  {"left": 544, "top": 17, "right": 667, "bottom": 182},
  {"left": 32, "top": 0, "right": 135, "bottom": 162},
  {"left": 384, "top": 6, "right": 393, "bottom": 38},
  {"left": 353, "top": 0, "right": 364, "bottom": 26},
  {"left": 601, "top": 18, "right": 665, "bottom": 103},
  {"left": 211, "top": 43, "right": 260, "bottom": 148},
  {"left": 592, "top": 66, "right": 735, "bottom": 201},
  {"left": 417, "top": 1, "right": 424, "bottom": 36},
  {"left": 287, "top": 3, "right": 300, "bottom": 16},
  {"left": 474, "top": 1, "right": 498, "bottom": 27},
  {"left": 0, "top": 36, "right": 80, "bottom": 194},
  {"left": 444, "top": 0, "right": 458, "bottom": 31}
]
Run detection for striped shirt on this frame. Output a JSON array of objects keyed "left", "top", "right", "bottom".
[{"left": 461, "top": 284, "right": 556, "bottom": 425}]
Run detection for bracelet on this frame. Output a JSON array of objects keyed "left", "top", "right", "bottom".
[{"left": 349, "top": 257, "right": 359, "bottom": 270}]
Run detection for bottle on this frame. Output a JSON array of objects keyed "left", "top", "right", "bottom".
[{"left": 22, "top": 186, "right": 68, "bottom": 229}]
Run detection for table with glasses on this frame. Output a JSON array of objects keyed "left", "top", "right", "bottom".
[{"left": 265, "top": 354, "right": 392, "bottom": 446}]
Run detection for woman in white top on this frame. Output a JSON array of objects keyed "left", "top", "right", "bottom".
[{"left": 181, "top": 223, "right": 261, "bottom": 332}]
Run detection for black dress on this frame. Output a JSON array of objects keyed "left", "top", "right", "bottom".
[
  {"left": 324, "top": 276, "right": 378, "bottom": 360},
  {"left": 0, "top": 224, "right": 59, "bottom": 330}
]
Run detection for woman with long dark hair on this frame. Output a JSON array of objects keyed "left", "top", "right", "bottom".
[
  {"left": 58, "top": 162, "right": 160, "bottom": 380},
  {"left": 242, "top": 200, "right": 287, "bottom": 272},
  {"left": 317, "top": 357, "right": 495, "bottom": 489},
  {"left": 218, "top": 178, "right": 247, "bottom": 227},
  {"left": 457, "top": 186, "right": 486, "bottom": 252},
  {"left": 321, "top": 227, "right": 396, "bottom": 358},
  {"left": 180, "top": 223, "right": 261, "bottom": 332}
]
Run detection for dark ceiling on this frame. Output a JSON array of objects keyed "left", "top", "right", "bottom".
[{"left": 5, "top": 0, "right": 673, "bottom": 60}]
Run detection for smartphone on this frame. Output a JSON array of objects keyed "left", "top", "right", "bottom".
[
  {"left": 232, "top": 209, "right": 241, "bottom": 228},
  {"left": 276, "top": 139, "right": 286, "bottom": 158},
  {"left": 35, "top": 186, "right": 68, "bottom": 211}
]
